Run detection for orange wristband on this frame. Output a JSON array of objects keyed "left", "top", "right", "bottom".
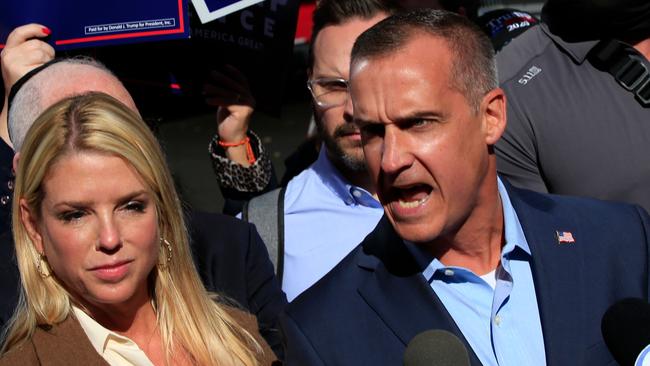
[{"left": 218, "top": 136, "right": 256, "bottom": 164}]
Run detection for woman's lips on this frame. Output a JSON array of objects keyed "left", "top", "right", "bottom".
[{"left": 90, "top": 260, "right": 132, "bottom": 282}]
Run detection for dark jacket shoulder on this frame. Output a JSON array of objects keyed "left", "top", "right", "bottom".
[
  {"left": 0, "top": 316, "right": 108, "bottom": 366},
  {"left": 283, "top": 184, "right": 650, "bottom": 366}
]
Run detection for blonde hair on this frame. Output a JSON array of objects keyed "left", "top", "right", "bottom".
[{"left": 5, "top": 92, "right": 264, "bottom": 365}]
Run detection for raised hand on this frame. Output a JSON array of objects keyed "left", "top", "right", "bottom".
[
  {"left": 1, "top": 24, "right": 55, "bottom": 94},
  {"left": 204, "top": 64, "right": 257, "bottom": 166}
]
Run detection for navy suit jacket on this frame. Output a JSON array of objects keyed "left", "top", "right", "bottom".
[{"left": 281, "top": 184, "right": 650, "bottom": 365}]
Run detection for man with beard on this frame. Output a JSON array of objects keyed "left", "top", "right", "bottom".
[
  {"left": 208, "top": 0, "right": 400, "bottom": 302},
  {"left": 495, "top": 0, "right": 650, "bottom": 212}
]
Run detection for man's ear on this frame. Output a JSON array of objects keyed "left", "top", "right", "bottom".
[
  {"left": 480, "top": 88, "right": 507, "bottom": 145},
  {"left": 12, "top": 152, "right": 20, "bottom": 174},
  {"left": 20, "top": 198, "right": 44, "bottom": 254}
]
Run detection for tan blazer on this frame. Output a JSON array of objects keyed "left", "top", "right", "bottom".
[{"left": 0, "top": 306, "right": 276, "bottom": 365}]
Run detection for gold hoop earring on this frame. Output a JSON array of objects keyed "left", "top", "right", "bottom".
[
  {"left": 37, "top": 254, "right": 51, "bottom": 278},
  {"left": 159, "top": 237, "right": 173, "bottom": 268}
]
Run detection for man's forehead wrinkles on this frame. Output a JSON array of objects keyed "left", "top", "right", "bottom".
[{"left": 313, "top": 56, "right": 348, "bottom": 79}]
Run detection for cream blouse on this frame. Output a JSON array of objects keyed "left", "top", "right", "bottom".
[{"left": 72, "top": 306, "right": 154, "bottom": 366}]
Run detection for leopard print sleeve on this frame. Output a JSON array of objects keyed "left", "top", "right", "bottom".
[{"left": 209, "top": 130, "right": 273, "bottom": 193}]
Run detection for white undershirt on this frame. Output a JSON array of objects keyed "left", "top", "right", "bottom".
[{"left": 480, "top": 269, "right": 497, "bottom": 290}]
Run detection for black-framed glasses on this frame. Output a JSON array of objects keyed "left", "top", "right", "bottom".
[{"left": 307, "top": 77, "right": 349, "bottom": 108}]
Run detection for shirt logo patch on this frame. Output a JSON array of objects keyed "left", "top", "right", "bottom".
[{"left": 518, "top": 66, "right": 542, "bottom": 85}]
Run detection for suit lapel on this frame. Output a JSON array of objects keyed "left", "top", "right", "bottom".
[
  {"left": 357, "top": 216, "right": 482, "bottom": 365},
  {"left": 507, "top": 185, "right": 585, "bottom": 366},
  {"left": 33, "top": 316, "right": 109, "bottom": 366}
]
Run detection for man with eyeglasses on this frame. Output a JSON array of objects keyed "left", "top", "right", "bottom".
[{"left": 208, "top": 0, "right": 401, "bottom": 302}]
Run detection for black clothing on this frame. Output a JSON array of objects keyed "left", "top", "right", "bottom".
[
  {"left": 0, "top": 139, "right": 13, "bottom": 236},
  {"left": 543, "top": 0, "right": 650, "bottom": 42}
]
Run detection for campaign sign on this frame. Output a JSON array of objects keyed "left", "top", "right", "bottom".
[
  {"left": 192, "top": 0, "right": 265, "bottom": 24},
  {"left": 0, "top": 0, "right": 189, "bottom": 50},
  {"left": 184, "top": 0, "right": 302, "bottom": 115},
  {"left": 90, "top": 0, "right": 301, "bottom": 118}
]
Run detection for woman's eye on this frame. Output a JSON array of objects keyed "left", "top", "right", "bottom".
[
  {"left": 59, "top": 210, "right": 85, "bottom": 222},
  {"left": 124, "top": 201, "right": 146, "bottom": 213}
]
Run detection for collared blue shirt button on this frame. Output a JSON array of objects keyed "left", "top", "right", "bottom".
[
  {"left": 444, "top": 269, "right": 454, "bottom": 276},
  {"left": 494, "top": 315, "right": 502, "bottom": 326}
]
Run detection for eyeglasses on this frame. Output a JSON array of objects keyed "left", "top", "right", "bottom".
[{"left": 307, "top": 77, "right": 349, "bottom": 108}]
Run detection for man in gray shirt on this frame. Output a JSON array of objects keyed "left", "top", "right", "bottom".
[{"left": 495, "top": 0, "right": 650, "bottom": 211}]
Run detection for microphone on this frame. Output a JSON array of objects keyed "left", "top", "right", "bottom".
[
  {"left": 403, "top": 329, "right": 471, "bottom": 366},
  {"left": 602, "top": 298, "right": 650, "bottom": 366}
]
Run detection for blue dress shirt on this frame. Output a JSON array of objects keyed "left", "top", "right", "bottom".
[
  {"left": 410, "top": 178, "right": 547, "bottom": 365},
  {"left": 282, "top": 147, "right": 383, "bottom": 301}
]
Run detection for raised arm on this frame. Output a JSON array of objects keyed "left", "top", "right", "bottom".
[{"left": 1, "top": 24, "right": 55, "bottom": 147}]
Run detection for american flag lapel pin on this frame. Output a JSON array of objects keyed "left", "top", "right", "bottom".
[{"left": 555, "top": 231, "right": 575, "bottom": 244}]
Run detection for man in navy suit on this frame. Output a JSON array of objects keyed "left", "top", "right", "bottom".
[{"left": 281, "top": 9, "right": 650, "bottom": 365}]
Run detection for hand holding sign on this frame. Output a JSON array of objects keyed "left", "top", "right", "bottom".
[
  {"left": 1, "top": 23, "right": 55, "bottom": 147},
  {"left": 1, "top": 24, "right": 55, "bottom": 94}
]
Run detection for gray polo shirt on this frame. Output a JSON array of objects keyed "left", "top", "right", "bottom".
[{"left": 495, "top": 23, "right": 650, "bottom": 212}]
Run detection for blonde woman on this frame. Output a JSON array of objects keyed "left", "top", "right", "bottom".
[{"left": 1, "top": 92, "right": 275, "bottom": 365}]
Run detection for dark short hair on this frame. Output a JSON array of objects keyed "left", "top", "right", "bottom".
[
  {"left": 309, "top": 0, "right": 402, "bottom": 68},
  {"left": 351, "top": 9, "right": 497, "bottom": 112}
]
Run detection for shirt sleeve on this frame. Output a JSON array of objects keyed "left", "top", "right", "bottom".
[
  {"left": 209, "top": 130, "right": 273, "bottom": 193},
  {"left": 495, "top": 88, "right": 549, "bottom": 193}
]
